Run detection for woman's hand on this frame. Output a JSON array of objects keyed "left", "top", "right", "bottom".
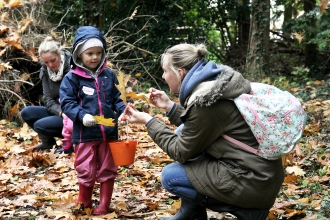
[
  {"left": 123, "top": 103, "right": 153, "bottom": 124},
  {"left": 149, "top": 88, "right": 174, "bottom": 112}
]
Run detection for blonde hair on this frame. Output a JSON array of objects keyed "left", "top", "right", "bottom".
[
  {"left": 161, "top": 43, "right": 208, "bottom": 89},
  {"left": 161, "top": 43, "right": 207, "bottom": 74},
  {"left": 38, "top": 36, "right": 61, "bottom": 56}
]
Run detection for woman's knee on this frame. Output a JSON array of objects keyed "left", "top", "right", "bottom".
[
  {"left": 20, "top": 106, "right": 33, "bottom": 121},
  {"left": 33, "top": 120, "right": 45, "bottom": 133},
  {"left": 161, "top": 163, "right": 184, "bottom": 190}
]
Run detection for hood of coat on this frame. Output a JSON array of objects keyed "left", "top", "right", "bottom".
[
  {"left": 71, "top": 26, "right": 107, "bottom": 76},
  {"left": 180, "top": 60, "right": 251, "bottom": 107}
]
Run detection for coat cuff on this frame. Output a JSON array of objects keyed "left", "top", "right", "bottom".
[
  {"left": 145, "top": 117, "right": 156, "bottom": 126},
  {"left": 165, "top": 103, "right": 177, "bottom": 117}
]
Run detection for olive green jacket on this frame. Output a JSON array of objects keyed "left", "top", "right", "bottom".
[{"left": 147, "top": 62, "right": 284, "bottom": 209}]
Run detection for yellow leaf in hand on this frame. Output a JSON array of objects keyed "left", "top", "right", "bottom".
[{"left": 93, "top": 116, "right": 115, "bottom": 126}]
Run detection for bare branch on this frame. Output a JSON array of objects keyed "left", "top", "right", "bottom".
[
  {"left": 123, "top": 42, "right": 155, "bottom": 56},
  {"left": 139, "top": 60, "right": 161, "bottom": 89},
  {"left": 0, "top": 80, "right": 34, "bottom": 86},
  {"left": 0, "top": 88, "right": 27, "bottom": 108},
  {"left": 51, "top": 5, "right": 73, "bottom": 31}
]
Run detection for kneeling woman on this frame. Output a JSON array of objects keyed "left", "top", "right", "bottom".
[{"left": 123, "top": 43, "right": 284, "bottom": 220}]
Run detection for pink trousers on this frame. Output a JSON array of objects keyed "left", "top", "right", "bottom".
[
  {"left": 62, "top": 115, "right": 73, "bottom": 150},
  {"left": 74, "top": 141, "right": 118, "bottom": 187}
]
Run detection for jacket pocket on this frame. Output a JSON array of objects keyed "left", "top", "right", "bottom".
[{"left": 215, "top": 160, "right": 249, "bottom": 192}]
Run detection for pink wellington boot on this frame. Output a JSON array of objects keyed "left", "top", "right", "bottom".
[
  {"left": 93, "top": 180, "right": 114, "bottom": 215},
  {"left": 77, "top": 184, "right": 94, "bottom": 208}
]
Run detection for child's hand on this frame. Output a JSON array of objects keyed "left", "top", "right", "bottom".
[
  {"left": 83, "top": 114, "right": 97, "bottom": 126},
  {"left": 118, "top": 113, "right": 126, "bottom": 122},
  {"left": 118, "top": 113, "right": 127, "bottom": 125}
]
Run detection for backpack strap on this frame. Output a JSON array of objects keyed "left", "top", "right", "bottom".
[{"left": 222, "top": 134, "right": 258, "bottom": 155}]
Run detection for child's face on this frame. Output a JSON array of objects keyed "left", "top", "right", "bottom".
[{"left": 80, "top": 47, "right": 103, "bottom": 71}]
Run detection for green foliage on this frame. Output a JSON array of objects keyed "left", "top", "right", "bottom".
[
  {"left": 291, "top": 66, "right": 310, "bottom": 77},
  {"left": 317, "top": 166, "right": 328, "bottom": 176},
  {"left": 308, "top": 29, "right": 330, "bottom": 50},
  {"left": 266, "top": 76, "right": 289, "bottom": 90},
  {"left": 133, "top": 81, "right": 152, "bottom": 93},
  {"left": 167, "top": 198, "right": 175, "bottom": 205},
  {"left": 290, "top": 66, "right": 311, "bottom": 86},
  {"left": 30, "top": 0, "right": 330, "bottom": 88},
  {"left": 285, "top": 5, "right": 330, "bottom": 50},
  {"left": 297, "top": 82, "right": 330, "bottom": 101},
  {"left": 320, "top": 196, "right": 330, "bottom": 216}
]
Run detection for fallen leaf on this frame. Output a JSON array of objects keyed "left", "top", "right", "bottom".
[{"left": 286, "top": 166, "right": 306, "bottom": 176}]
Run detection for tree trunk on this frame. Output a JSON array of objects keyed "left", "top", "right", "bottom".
[
  {"left": 282, "top": 0, "right": 294, "bottom": 38},
  {"left": 237, "top": 0, "right": 250, "bottom": 48},
  {"left": 83, "top": 0, "right": 102, "bottom": 29},
  {"left": 224, "top": 0, "right": 250, "bottom": 71},
  {"left": 303, "top": 0, "right": 318, "bottom": 75},
  {"left": 245, "top": 0, "right": 270, "bottom": 80}
]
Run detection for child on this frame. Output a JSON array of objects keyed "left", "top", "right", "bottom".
[{"left": 60, "top": 26, "right": 126, "bottom": 215}]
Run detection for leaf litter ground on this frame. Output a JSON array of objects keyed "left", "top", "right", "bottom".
[{"left": 1, "top": 81, "right": 330, "bottom": 220}]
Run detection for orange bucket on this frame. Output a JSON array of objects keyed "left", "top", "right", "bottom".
[{"left": 109, "top": 140, "right": 137, "bottom": 166}]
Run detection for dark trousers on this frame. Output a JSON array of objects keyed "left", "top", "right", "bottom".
[{"left": 20, "top": 106, "right": 63, "bottom": 137}]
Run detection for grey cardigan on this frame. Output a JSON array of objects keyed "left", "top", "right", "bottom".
[{"left": 39, "top": 49, "right": 71, "bottom": 115}]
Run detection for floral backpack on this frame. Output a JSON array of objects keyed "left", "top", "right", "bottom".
[{"left": 222, "top": 82, "right": 307, "bottom": 160}]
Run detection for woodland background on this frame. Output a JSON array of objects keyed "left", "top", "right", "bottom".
[{"left": 0, "top": 0, "right": 330, "bottom": 219}]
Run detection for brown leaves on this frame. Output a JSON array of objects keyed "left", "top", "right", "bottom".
[
  {"left": 286, "top": 166, "right": 306, "bottom": 176},
  {"left": 18, "top": 18, "right": 33, "bottom": 33},
  {"left": 12, "top": 122, "right": 37, "bottom": 140},
  {"left": 0, "top": 25, "right": 9, "bottom": 34},
  {"left": 26, "top": 45, "right": 38, "bottom": 62},
  {"left": 0, "top": 112, "right": 176, "bottom": 219},
  {"left": 0, "top": 62, "right": 12, "bottom": 75},
  {"left": 293, "top": 32, "right": 304, "bottom": 43},
  {"left": 1, "top": 85, "right": 330, "bottom": 219},
  {"left": 0, "top": 0, "right": 22, "bottom": 10},
  {"left": 0, "top": 2, "right": 39, "bottom": 71},
  {"left": 4, "top": 31, "right": 24, "bottom": 51},
  {"left": 319, "top": 0, "right": 329, "bottom": 13}
]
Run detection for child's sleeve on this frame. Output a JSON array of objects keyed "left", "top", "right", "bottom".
[{"left": 60, "top": 73, "right": 85, "bottom": 123}]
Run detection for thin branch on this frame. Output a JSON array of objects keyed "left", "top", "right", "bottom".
[
  {"left": 51, "top": 5, "right": 73, "bottom": 31},
  {"left": 111, "top": 58, "right": 143, "bottom": 62},
  {"left": 0, "top": 80, "right": 34, "bottom": 86},
  {"left": 0, "top": 88, "right": 26, "bottom": 107},
  {"left": 134, "top": 50, "right": 160, "bottom": 89},
  {"left": 123, "top": 42, "right": 155, "bottom": 56},
  {"left": 7, "top": 57, "right": 39, "bottom": 63},
  {"left": 105, "top": 14, "right": 157, "bottom": 37}
]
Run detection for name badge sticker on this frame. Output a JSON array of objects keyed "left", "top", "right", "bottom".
[{"left": 82, "top": 86, "right": 95, "bottom": 95}]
